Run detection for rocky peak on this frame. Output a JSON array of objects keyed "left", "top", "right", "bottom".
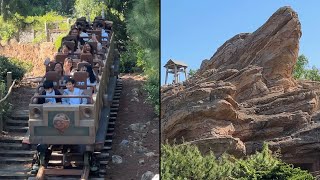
[{"left": 161, "top": 7, "right": 320, "bottom": 172}]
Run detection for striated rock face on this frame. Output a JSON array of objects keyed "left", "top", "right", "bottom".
[{"left": 161, "top": 6, "right": 320, "bottom": 171}]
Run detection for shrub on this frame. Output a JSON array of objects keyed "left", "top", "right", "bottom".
[
  {"left": 161, "top": 143, "right": 314, "bottom": 180},
  {"left": 0, "top": 56, "right": 33, "bottom": 82},
  {"left": 0, "top": 56, "right": 31, "bottom": 128},
  {"left": 143, "top": 72, "right": 159, "bottom": 115}
]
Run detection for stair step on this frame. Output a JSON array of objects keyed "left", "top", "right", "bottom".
[
  {"left": 110, "top": 112, "right": 117, "bottom": 115},
  {"left": 96, "top": 153, "right": 109, "bottom": 158},
  {"left": 10, "top": 110, "right": 29, "bottom": 120},
  {"left": 102, "top": 146, "right": 111, "bottom": 151},
  {"left": 0, "top": 170, "right": 30, "bottom": 179},
  {"left": 99, "top": 161, "right": 109, "bottom": 165},
  {"left": 104, "top": 139, "right": 112, "bottom": 144},
  {"left": 110, "top": 108, "right": 118, "bottom": 111},
  {"left": 105, "top": 133, "right": 113, "bottom": 138},
  {"left": 6, "top": 119, "right": 29, "bottom": 126},
  {"left": 98, "top": 169, "right": 107, "bottom": 174},
  {"left": 0, "top": 136, "right": 24, "bottom": 143},
  {"left": 111, "top": 104, "right": 119, "bottom": 108},
  {"left": 107, "top": 128, "right": 114, "bottom": 133},
  {"left": 0, "top": 157, "right": 33, "bottom": 164},
  {"left": 0, "top": 150, "right": 36, "bottom": 157},
  {"left": 0, "top": 142, "right": 24, "bottom": 150},
  {"left": 109, "top": 117, "right": 116, "bottom": 121},
  {"left": 6, "top": 126, "right": 28, "bottom": 133}
]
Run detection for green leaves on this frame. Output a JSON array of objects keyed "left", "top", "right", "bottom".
[
  {"left": 161, "top": 143, "right": 314, "bottom": 180},
  {"left": 74, "top": 0, "right": 107, "bottom": 22},
  {"left": 293, "top": 54, "right": 320, "bottom": 81}
]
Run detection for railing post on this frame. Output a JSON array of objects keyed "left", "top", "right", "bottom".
[{"left": 6, "top": 72, "right": 12, "bottom": 91}]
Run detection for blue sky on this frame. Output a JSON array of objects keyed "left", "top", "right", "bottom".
[{"left": 161, "top": 0, "right": 320, "bottom": 85}]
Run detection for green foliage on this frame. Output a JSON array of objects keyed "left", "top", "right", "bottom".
[
  {"left": 161, "top": 143, "right": 314, "bottom": 180},
  {"left": 189, "top": 69, "right": 198, "bottom": 77},
  {"left": 119, "top": 41, "right": 143, "bottom": 73},
  {"left": 293, "top": 54, "right": 320, "bottom": 81},
  {"left": 124, "top": 0, "right": 159, "bottom": 115},
  {"left": 0, "top": 12, "right": 70, "bottom": 42},
  {"left": 0, "top": 0, "right": 75, "bottom": 21},
  {"left": 54, "top": 32, "right": 69, "bottom": 51},
  {"left": 0, "top": 81, "right": 12, "bottom": 128},
  {"left": 0, "top": 16, "right": 18, "bottom": 41},
  {"left": 74, "top": 0, "right": 107, "bottom": 22},
  {"left": 293, "top": 54, "right": 309, "bottom": 79},
  {"left": 0, "top": 56, "right": 33, "bottom": 82},
  {"left": 305, "top": 66, "right": 320, "bottom": 81},
  {"left": 126, "top": 0, "right": 159, "bottom": 51},
  {"left": 143, "top": 72, "right": 159, "bottom": 115},
  {"left": 0, "top": 56, "right": 31, "bottom": 124}
]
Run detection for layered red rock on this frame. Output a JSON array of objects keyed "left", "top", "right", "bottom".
[{"left": 161, "top": 6, "right": 320, "bottom": 171}]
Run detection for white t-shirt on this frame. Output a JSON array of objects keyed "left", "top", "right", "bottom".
[
  {"left": 80, "top": 32, "right": 89, "bottom": 42},
  {"left": 45, "top": 90, "right": 56, "bottom": 103}
]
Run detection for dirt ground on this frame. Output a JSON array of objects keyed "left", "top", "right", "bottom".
[{"left": 107, "top": 74, "right": 159, "bottom": 180}]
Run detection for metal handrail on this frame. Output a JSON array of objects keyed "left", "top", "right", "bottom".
[
  {"left": 30, "top": 95, "right": 91, "bottom": 104},
  {"left": 0, "top": 79, "right": 17, "bottom": 104}
]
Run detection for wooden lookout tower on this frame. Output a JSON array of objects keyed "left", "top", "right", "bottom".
[{"left": 164, "top": 59, "right": 188, "bottom": 85}]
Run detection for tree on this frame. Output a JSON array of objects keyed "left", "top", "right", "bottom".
[
  {"left": 125, "top": 0, "right": 159, "bottom": 114},
  {"left": 0, "top": 0, "right": 75, "bottom": 21},
  {"left": 293, "top": 54, "right": 308, "bottom": 79},
  {"left": 161, "top": 143, "right": 314, "bottom": 180},
  {"left": 189, "top": 69, "right": 198, "bottom": 77},
  {"left": 293, "top": 54, "right": 320, "bottom": 81},
  {"left": 74, "top": 0, "right": 107, "bottom": 22}
]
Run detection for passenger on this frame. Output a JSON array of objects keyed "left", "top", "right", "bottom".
[
  {"left": 96, "top": 24, "right": 108, "bottom": 41},
  {"left": 88, "top": 34, "right": 102, "bottom": 51},
  {"left": 79, "top": 27, "right": 89, "bottom": 42},
  {"left": 63, "top": 58, "right": 76, "bottom": 76},
  {"left": 62, "top": 78, "right": 87, "bottom": 105},
  {"left": 81, "top": 42, "right": 94, "bottom": 55},
  {"left": 60, "top": 44, "right": 71, "bottom": 55},
  {"left": 69, "top": 27, "right": 85, "bottom": 46},
  {"left": 80, "top": 65, "right": 97, "bottom": 91},
  {"left": 38, "top": 80, "right": 62, "bottom": 104},
  {"left": 54, "top": 62, "right": 64, "bottom": 77}
]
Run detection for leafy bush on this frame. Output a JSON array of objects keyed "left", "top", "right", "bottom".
[
  {"left": 119, "top": 41, "right": 143, "bottom": 73},
  {"left": 293, "top": 54, "right": 320, "bottom": 81},
  {"left": 54, "top": 32, "right": 69, "bottom": 50},
  {"left": 143, "top": 72, "right": 159, "bottom": 115},
  {"left": 0, "top": 12, "right": 71, "bottom": 43},
  {"left": 161, "top": 143, "right": 314, "bottom": 180},
  {"left": 0, "top": 56, "right": 31, "bottom": 129},
  {"left": 0, "top": 16, "right": 18, "bottom": 41},
  {"left": 0, "top": 56, "right": 33, "bottom": 82},
  {"left": 74, "top": 0, "right": 108, "bottom": 22}
]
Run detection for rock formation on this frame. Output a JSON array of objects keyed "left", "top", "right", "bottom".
[{"left": 161, "top": 6, "right": 320, "bottom": 172}]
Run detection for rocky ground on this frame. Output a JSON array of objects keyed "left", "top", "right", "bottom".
[{"left": 108, "top": 74, "right": 159, "bottom": 180}]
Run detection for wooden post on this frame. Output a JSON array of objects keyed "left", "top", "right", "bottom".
[
  {"left": 6, "top": 72, "right": 12, "bottom": 91},
  {"left": 184, "top": 67, "right": 188, "bottom": 80},
  {"left": 165, "top": 67, "right": 168, "bottom": 85},
  {"left": 174, "top": 65, "right": 178, "bottom": 84}
]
